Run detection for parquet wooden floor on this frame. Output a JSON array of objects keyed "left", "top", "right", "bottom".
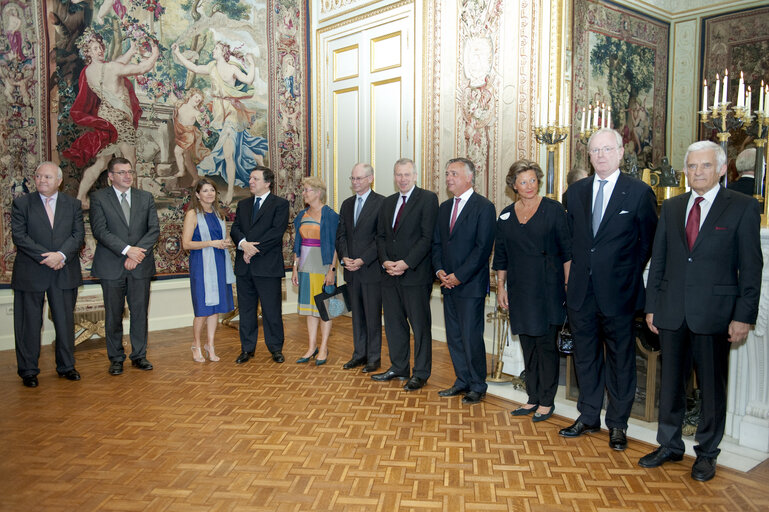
[{"left": 1, "top": 314, "right": 768, "bottom": 511}]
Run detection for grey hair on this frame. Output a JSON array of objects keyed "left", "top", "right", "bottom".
[
  {"left": 393, "top": 157, "right": 415, "bottom": 173},
  {"left": 735, "top": 148, "right": 756, "bottom": 174},
  {"left": 354, "top": 163, "right": 374, "bottom": 176},
  {"left": 587, "top": 128, "right": 623, "bottom": 150},
  {"left": 36, "top": 161, "right": 63, "bottom": 180},
  {"left": 685, "top": 141, "right": 726, "bottom": 170},
  {"left": 445, "top": 157, "right": 476, "bottom": 185}
]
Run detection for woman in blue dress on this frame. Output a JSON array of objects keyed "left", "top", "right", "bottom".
[{"left": 182, "top": 178, "right": 235, "bottom": 362}]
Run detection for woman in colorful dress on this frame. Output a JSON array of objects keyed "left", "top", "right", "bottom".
[
  {"left": 291, "top": 177, "right": 339, "bottom": 366},
  {"left": 182, "top": 178, "right": 235, "bottom": 362}
]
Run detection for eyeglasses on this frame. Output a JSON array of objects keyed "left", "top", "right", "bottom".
[
  {"left": 349, "top": 176, "right": 369, "bottom": 182},
  {"left": 110, "top": 170, "right": 135, "bottom": 176},
  {"left": 589, "top": 146, "right": 617, "bottom": 155}
]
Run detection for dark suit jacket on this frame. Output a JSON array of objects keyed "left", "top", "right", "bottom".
[
  {"left": 376, "top": 186, "right": 439, "bottom": 286},
  {"left": 565, "top": 172, "right": 658, "bottom": 316},
  {"left": 646, "top": 187, "right": 762, "bottom": 333},
  {"left": 90, "top": 186, "right": 160, "bottom": 280},
  {"left": 432, "top": 191, "right": 496, "bottom": 298},
  {"left": 336, "top": 191, "right": 385, "bottom": 284},
  {"left": 727, "top": 176, "right": 755, "bottom": 196},
  {"left": 11, "top": 192, "right": 84, "bottom": 291},
  {"left": 230, "top": 192, "right": 290, "bottom": 277}
]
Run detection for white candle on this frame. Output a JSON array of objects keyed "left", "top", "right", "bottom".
[
  {"left": 765, "top": 85, "right": 769, "bottom": 116},
  {"left": 722, "top": 69, "right": 728, "bottom": 105},
  {"left": 702, "top": 79, "right": 708, "bottom": 112},
  {"left": 738, "top": 71, "right": 745, "bottom": 107},
  {"left": 760, "top": 81, "right": 765, "bottom": 114},
  {"left": 747, "top": 87, "right": 752, "bottom": 116},
  {"left": 601, "top": 103, "right": 606, "bottom": 128},
  {"left": 607, "top": 106, "right": 612, "bottom": 128},
  {"left": 581, "top": 107, "right": 586, "bottom": 132},
  {"left": 593, "top": 104, "right": 598, "bottom": 128},
  {"left": 714, "top": 73, "right": 720, "bottom": 109}
]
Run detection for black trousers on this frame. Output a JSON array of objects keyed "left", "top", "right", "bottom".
[
  {"left": 657, "top": 321, "right": 730, "bottom": 458},
  {"left": 519, "top": 325, "right": 560, "bottom": 407},
  {"left": 568, "top": 285, "right": 636, "bottom": 429},
  {"left": 349, "top": 276, "right": 382, "bottom": 364},
  {"left": 101, "top": 275, "right": 150, "bottom": 362},
  {"left": 14, "top": 286, "right": 77, "bottom": 377},
  {"left": 443, "top": 294, "right": 487, "bottom": 393},
  {"left": 382, "top": 281, "right": 433, "bottom": 380},
  {"left": 236, "top": 274, "right": 284, "bottom": 354}
]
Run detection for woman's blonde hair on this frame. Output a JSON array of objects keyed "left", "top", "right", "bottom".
[{"left": 302, "top": 176, "right": 327, "bottom": 203}]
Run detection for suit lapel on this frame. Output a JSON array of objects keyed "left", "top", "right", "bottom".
[
  {"left": 106, "top": 188, "right": 129, "bottom": 229},
  {"left": 353, "top": 193, "right": 373, "bottom": 232},
  {"left": 395, "top": 188, "right": 419, "bottom": 233},
  {"left": 692, "top": 187, "right": 728, "bottom": 252},
  {"left": 596, "top": 173, "right": 628, "bottom": 236},
  {"left": 251, "top": 194, "right": 271, "bottom": 225},
  {"left": 32, "top": 192, "right": 53, "bottom": 231},
  {"left": 449, "top": 192, "right": 475, "bottom": 238},
  {"left": 128, "top": 188, "right": 141, "bottom": 230},
  {"left": 672, "top": 192, "right": 690, "bottom": 251},
  {"left": 583, "top": 176, "right": 595, "bottom": 238}
]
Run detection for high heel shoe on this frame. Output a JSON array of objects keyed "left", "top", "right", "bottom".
[
  {"left": 296, "top": 347, "right": 318, "bottom": 363},
  {"left": 191, "top": 346, "right": 205, "bottom": 363},
  {"left": 316, "top": 349, "right": 328, "bottom": 366},
  {"left": 203, "top": 344, "right": 220, "bottom": 362}
]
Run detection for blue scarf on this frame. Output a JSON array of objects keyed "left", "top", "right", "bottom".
[{"left": 196, "top": 212, "right": 235, "bottom": 306}]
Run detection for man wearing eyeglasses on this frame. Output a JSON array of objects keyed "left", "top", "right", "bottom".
[
  {"left": 336, "top": 163, "right": 385, "bottom": 373},
  {"left": 560, "top": 128, "right": 657, "bottom": 452},
  {"left": 90, "top": 156, "right": 160, "bottom": 376}
]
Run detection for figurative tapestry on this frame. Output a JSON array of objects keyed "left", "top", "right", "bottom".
[
  {"left": 571, "top": 0, "right": 668, "bottom": 172},
  {"left": 700, "top": 6, "right": 769, "bottom": 170},
  {"left": 0, "top": 0, "right": 309, "bottom": 284}
]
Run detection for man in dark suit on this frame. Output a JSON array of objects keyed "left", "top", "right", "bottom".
[
  {"left": 230, "top": 166, "right": 290, "bottom": 364},
  {"left": 336, "top": 163, "right": 385, "bottom": 373},
  {"left": 561, "top": 128, "right": 658, "bottom": 451},
  {"left": 90, "top": 157, "right": 160, "bottom": 376},
  {"left": 640, "top": 141, "right": 762, "bottom": 482},
  {"left": 373, "top": 158, "right": 439, "bottom": 391},
  {"left": 11, "top": 162, "right": 85, "bottom": 387},
  {"left": 727, "top": 147, "right": 756, "bottom": 196},
  {"left": 432, "top": 158, "right": 496, "bottom": 404}
]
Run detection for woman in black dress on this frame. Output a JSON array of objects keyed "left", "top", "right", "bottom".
[{"left": 493, "top": 160, "right": 571, "bottom": 422}]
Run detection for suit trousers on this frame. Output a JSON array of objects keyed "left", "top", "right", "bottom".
[
  {"left": 568, "top": 282, "right": 637, "bottom": 429},
  {"left": 443, "top": 294, "right": 487, "bottom": 393},
  {"left": 519, "top": 325, "right": 560, "bottom": 407},
  {"left": 382, "top": 281, "right": 432, "bottom": 380},
  {"left": 657, "top": 321, "right": 730, "bottom": 458},
  {"left": 349, "top": 275, "right": 382, "bottom": 364},
  {"left": 14, "top": 287, "right": 77, "bottom": 377},
  {"left": 101, "top": 275, "right": 150, "bottom": 362},
  {"left": 236, "top": 274, "right": 284, "bottom": 354}
]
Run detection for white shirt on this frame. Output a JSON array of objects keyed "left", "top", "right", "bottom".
[
  {"left": 113, "top": 187, "right": 132, "bottom": 255},
  {"left": 356, "top": 188, "right": 372, "bottom": 206},
  {"left": 391, "top": 185, "right": 416, "bottom": 227},
  {"left": 239, "top": 191, "right": 272, "bottom": 249},
  {"left": 592, "top": 169, "right": 620, "bottom": 218},
  {"left": 686, "top": 184, "right": 720, "bottom": 229},
  {"left": 450, "top": 188, "right": 474, "bottom": 226}
]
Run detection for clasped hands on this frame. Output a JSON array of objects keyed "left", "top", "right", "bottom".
[
  {"left": 436, "top": 269, "right": 461, "bottom": 289},
  {"left": 241, "top": 241, "right": 260, "bottom": 264},
  {"left": 383, "top": 260, "right": 409, "bottom": 276},
  {"left": 342, "top": 257, "right": 364, "bottom": 271},
  {"left": 40, "top": 252, "right": 65, "bottom": 271},
  {"left": 123, "top": 246, "right": 147, "bottom": 270}
]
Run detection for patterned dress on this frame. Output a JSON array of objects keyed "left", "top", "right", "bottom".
[{"left": 296, "top": 214, "right": 331, "bottom": 317}]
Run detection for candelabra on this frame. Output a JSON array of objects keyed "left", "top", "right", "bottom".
[{"left": 534, "top": 124, "right": 569, "bottom": 199}]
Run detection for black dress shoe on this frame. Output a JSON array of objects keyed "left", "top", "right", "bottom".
[
  {"left": 109, "top": 361, "right": 124, "bottom": 375},
  {"left": 22, "top": 375, "right": 38, "bottom": 388},
  {"left": 511, "top": 405, "right": 538, "bottom": 416},
  {"left": 461, "top": 391, "right": 484, "bottom": 404},
  {"left": 608, "top": 428, "right": 627, "bottom": 451},
  {"left": 638, "top": 446, "right": 683, "bottom": 468},
  {"left": 131, "top": 358, "right": 153, "bottom": 371},
  {"left": 403, "top": 376, "right": 426, "bottom": 391},
  {"left": 57, "top": 369, "right": 81, "bottom": 381},
  {"left": 362, "top": 363, "right": 380, "bottom": 373},
  {"left": 532, "top": 405, "right": 555, "bottom": 422},
  {"left": 371, "top": 370, "right": 409, "bottom": 381},
  {"left": 691, "top": 456, "right": 717, "bottom": 482},
  {"left": 271, "top": 352, "right": 285, "bottom": 363},
  {"left": 235, "top": 351, "right": 254, "bottom": 364},
  {"left": 559, "top": 420, "right": 601, "bottom": 438},
  {"left": 438, "top": 385, "right": 468, "bottom": 397},
  {"left": 342, "top": 358, "right": 366, "bottom": 370}
]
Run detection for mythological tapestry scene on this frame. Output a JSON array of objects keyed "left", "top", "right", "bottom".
[{"left": 0, "top": 0, "right": 308, "bottom": 283}]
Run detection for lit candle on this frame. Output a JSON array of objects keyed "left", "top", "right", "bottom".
[
  {"left": 702, "top": 79, "right": 708, "bottom": 112},
  {"left": 581, "top": 107, "right": 586, "bottom": 132},
  {"left": 593, "top": 104, "right": 599, "bottom": 128},
  {"left": 738, "top": 71, "right": 745, "bottom": 107},
  {"left": 602, "top": 103, "right": 606, "bottom": 128},
  {"left": 714, "top": 73, "right": 720, "bottom": 109},
  {"left": 607, "top": 106, "right": 612, "bottom": 128},
  {"left": 722, "top": 69, "right": 728, "bottom": 105},
  {"left": 746, "top": 86, "right": 752, "bottom": 117}
]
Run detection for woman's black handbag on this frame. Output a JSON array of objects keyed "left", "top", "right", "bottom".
[
  {"left": 314, "top": 284, "right": 351, "bottom": 321},
  {"left": 557, "top": 321, "right": 574, "bottom": 354}
]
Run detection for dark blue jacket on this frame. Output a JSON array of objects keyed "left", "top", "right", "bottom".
[{"left": 293, "top": 205, "right": 339, "bottom": 265}]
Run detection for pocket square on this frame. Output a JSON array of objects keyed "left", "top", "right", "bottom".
[
  {"left": 619, "top": 210, "right": 630, "bottom": 215},
  {"left": 715, "top": 226, "right": 727, "bottom": 230}
]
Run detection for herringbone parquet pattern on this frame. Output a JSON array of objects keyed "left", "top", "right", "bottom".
[{"left": 1, "top": 314, "right": 767, "bottom": 511}]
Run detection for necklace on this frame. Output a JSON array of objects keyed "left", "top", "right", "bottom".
[{"left": 517, "top": 197, "right": 541, "bottom": 222}]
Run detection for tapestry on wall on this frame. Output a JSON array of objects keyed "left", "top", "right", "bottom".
[
  {"left": 699, "top": 5, "right": 769, "bottom": 170},
  {"left": 0, "top": 0, "right": 308, "bottom": 284},
  {"left": 571, "top": 0, "right": 669, "bottom": 173}
]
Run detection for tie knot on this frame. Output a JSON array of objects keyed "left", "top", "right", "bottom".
[
  {"left": 46, "top": 196, "right": 53, "bottom": 204},
  {"left": 455, "top": 197, "right": 461, "bottom": 204},
  {"left": 121, "top": 192, "right": 127, "bottom": 200},
  {"left": 598, "top": 179, "right": 607, "bottom": 187},
  {"left": 694, "top": 196, "right": 704, "bottom": 205}
]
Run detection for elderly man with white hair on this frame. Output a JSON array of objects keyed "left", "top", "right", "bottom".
[{"left": 727, "top": 147, "right": 756, "bottom": 196}]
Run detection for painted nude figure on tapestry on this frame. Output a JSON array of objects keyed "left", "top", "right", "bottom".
[
  {"left": 62, "top": 29, "right": 159, "bottom": 209},
  {"left": 173, "top": 87, "right": 211, "bottom": 185},
  {"left": 172, "top": 41, "right": 267, "bottom": 205}
]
